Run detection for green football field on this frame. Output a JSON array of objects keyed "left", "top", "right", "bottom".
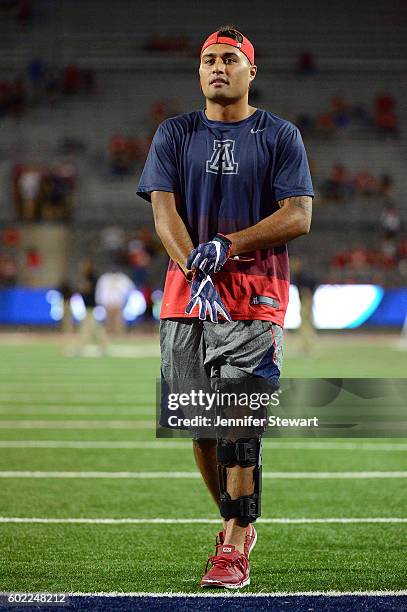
[{"left": 0, "top": 333, "right": 406, "bottom": 594}]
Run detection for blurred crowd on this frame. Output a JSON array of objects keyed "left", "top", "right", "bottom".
[
  {"left": 328, "top": 200, "right": 405, "bottom": 284},
  {"left": 107, "top": 100, "right": 178, "bottom": 176},
  {"left": 13, "top": 162, "right": 77, "bottom": 221},
  {"left": 0, "top": 59, "right": 95, "bottom": 120},
  {"left": 321, "top": 166, "right": 394, "bottom": 201},
  {"left": 296, "top": 93, "right": 399, "bottom": 139}
]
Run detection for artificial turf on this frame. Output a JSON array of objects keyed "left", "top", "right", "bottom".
[{"left": 0, "top": 335, "right": 406, "bottom": 594}]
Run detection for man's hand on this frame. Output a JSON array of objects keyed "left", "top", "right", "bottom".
[
  {"left": 185, "top": 271, "right": 231, "bottom": 323},
  {"left": 186, "top": 234, "right": 232, "bottom": 275}
]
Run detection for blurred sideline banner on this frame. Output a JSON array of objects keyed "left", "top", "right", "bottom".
[{"left": 0, "top": 285, "right": 406, "bottom": 329}]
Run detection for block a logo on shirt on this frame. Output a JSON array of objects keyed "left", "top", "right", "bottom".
[{"left": 206, "top": 139, "right": 239, "bottom": 175}]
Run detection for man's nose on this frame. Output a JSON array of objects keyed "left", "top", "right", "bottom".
[{"left": 212, "top": 58, "right": 225, "bottom": 72}]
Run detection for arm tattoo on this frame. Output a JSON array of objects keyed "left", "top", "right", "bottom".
[{"left": 278, "top": 195, "right": 312, "bottom": 212}]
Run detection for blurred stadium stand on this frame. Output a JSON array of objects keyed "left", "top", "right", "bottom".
[{"left": 0, "top": 0, "right": 406, "bottom": 318}]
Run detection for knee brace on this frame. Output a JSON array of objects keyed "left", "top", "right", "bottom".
[{"left": 217, "top": 437, "right": 262, "bottom": 526}]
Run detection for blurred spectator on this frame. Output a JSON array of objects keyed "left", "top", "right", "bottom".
[
  {"left": 295, "top": 92, "right": 399, "bottom": 139},
  {"left": 380, "top": 202, "right": 401, "bottom": 239},
  {"left": 63, "top": 65, "right": 81, "bottom": 95},
  {"left": 346, "top": 246, "right": 373, "bottom": 281},
  {"left": 76, "top": 261, "right": 108, "bottom": 355},
  {"left": 291, "top": 257, "right": 317, "bottom": 353},
  {"left": 352, "top": 170, "right": 378, "bottom": 197},
  {"left": 399, "top": 238, "right": 407, "bottom": 261},
  {"left": 109, "top": 135, "right": 133, "bottom": 176},
  {"left": 100, "top": 225, "right": 126, "bottom": 256},
  {"left": 0, "top": 62, "right": 96, "bottom": 119},
  {"left": 41, "top": 161, "right": 76, "bottom": 220},
  {"left": 127, "top": 239, "right": 151, "bottom": 287},
  {"left": 378, "top": 174, "right": 394, "bottom": 199},
  {"left": 296, "top": 51, "right": 316, "bottom": 75},
  {"left": 14, "top": 162, "right": 76, "bottom": 222},
  {"left": 315, "top": 112, "right": 336, "bottom": 138},
  {"left": 322, "top": 164, "right": 353, "bottom": 201},
  {"left": 27, "top": 58, "right": 46, "bottom": 101},
  {"left": 375, "top": 92, "right": 395, "bottom": 114},
  {"left": 330, "top": 96, "right": 351, "bottom": 129},
  {"left": 150, "top": 100, "right": 178, "bottom": 130},
  {"left": 374, "top": 92, "right": 399, "bottom": 137},
  {"left": 321, "top": 166, "right": 395, "bottom": 202},
  {"left": 17, "top": 165, "right": 41, "bottom": 220},
  {"left": 95, "top": 270, "right": 135, "bottom": 335},
  {"left": 0, "top": 252, "right": 17, "bottom": 286},
  {"left": 379, "top": 238, "right": 397, "bottom": 268},
  {"left": 58, "top": 279, "right": 74, "bottom": 337}
]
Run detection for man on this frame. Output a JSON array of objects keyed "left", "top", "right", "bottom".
[{"left": 137, "top": 25, "right": 313, "bottom": 589}]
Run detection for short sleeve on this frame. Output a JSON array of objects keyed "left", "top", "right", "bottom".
[
  {"left": 136, "top": 122, "right": 180, "bottom": 202},
  {"left": 272, "top": 127, "right": 314, "bottom": 202}
]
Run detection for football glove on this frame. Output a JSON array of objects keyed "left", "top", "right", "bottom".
[
  {"left": 186, "top": 233, "right": 232, "bottom": 275},
  {"left": 185, "top": 271, "right": 231, "bottom": 323}
]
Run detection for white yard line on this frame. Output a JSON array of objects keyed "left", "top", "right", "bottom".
[
  {"left": 62, "top": 590, "right": 407, "bottom": 596},
  {"left": 0, "top": 471, "right": 406, "bottom": 479},
  {"left": 0, "top": 517, "right": 406, "bottom": 525},
  {"left": 0, "top": 420, "right": 155, "bottom": 429},
  {"left": 0, "top": 440, "right": 405, "bottom": 450},
  {"left": 0, "top": 381, "right": 152, "bottom": 387},
  {"left": 0, "top": 590, "right": 406, "bottom": 597},
  {"left": 0, "top": 407, "right": 153, "bottom": 416},
  {"left": 0, "top": 395, "right": 154, "bottom": 402}
]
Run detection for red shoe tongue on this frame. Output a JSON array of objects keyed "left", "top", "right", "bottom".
[{"left": 219, "top": 544, "right": 236, "bottom": 555}]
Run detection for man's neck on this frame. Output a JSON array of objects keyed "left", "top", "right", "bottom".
[{"left": 204, "top": 99, "right": 257, "bottom": 123}]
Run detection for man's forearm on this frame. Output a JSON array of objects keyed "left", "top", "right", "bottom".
[
  {"left": 225, "top": 195, "right": 312, "bottom": 256},
  {"left": 151, "top": 191, "right": 194, "bottom": 277},
  {"left": 156, "top": 217, "right": 194, "bottom": 277}
]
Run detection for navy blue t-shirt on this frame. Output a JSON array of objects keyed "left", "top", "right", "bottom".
[{"left": 137, "top": 108, "right": 314, "bottom": 325}]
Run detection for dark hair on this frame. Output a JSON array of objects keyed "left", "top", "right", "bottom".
[{"left": 216, "top": 25, "right": 244, "bottom": 43}]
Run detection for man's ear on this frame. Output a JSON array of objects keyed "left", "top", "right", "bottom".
[{"left": 249, "top": 64, "right": 257, "bottom": 84}]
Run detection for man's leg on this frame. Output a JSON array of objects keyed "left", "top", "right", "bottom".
[
  {"left": 222, "top": 463, "right": 256, "bottom": 553},
  {"left": 217, "top": 436, "right": 262, "bottom": 553},
  {"left": 192, "top": 439, "right": 220, "bottom": 507}
]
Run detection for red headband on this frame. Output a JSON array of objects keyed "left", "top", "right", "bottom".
[{"left": 200, "top": 30, "right": 255, "bottom": 65}]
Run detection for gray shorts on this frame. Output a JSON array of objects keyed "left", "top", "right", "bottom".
[{"left": 159, "top": 319, "right": 283, "bottom": 435}]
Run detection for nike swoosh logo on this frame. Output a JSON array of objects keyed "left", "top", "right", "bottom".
[{"left": 250, "top": 128, "right": 266, "bottom": 134}]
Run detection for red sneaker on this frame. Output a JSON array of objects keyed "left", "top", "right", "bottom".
[
  {"left": 200, "top": 544, "right": 250, "bottom": 589},
  {"left": 215, "top": 524, "right": 257, "bottom": 558}
]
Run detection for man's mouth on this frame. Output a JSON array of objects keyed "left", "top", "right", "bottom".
[{"left": 210, "top": 78, "right": 228, "bottom": 85}]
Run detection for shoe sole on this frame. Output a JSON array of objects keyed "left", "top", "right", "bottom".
[{"left": 200, "top": 577, "right": 250, "bottom": 589}]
